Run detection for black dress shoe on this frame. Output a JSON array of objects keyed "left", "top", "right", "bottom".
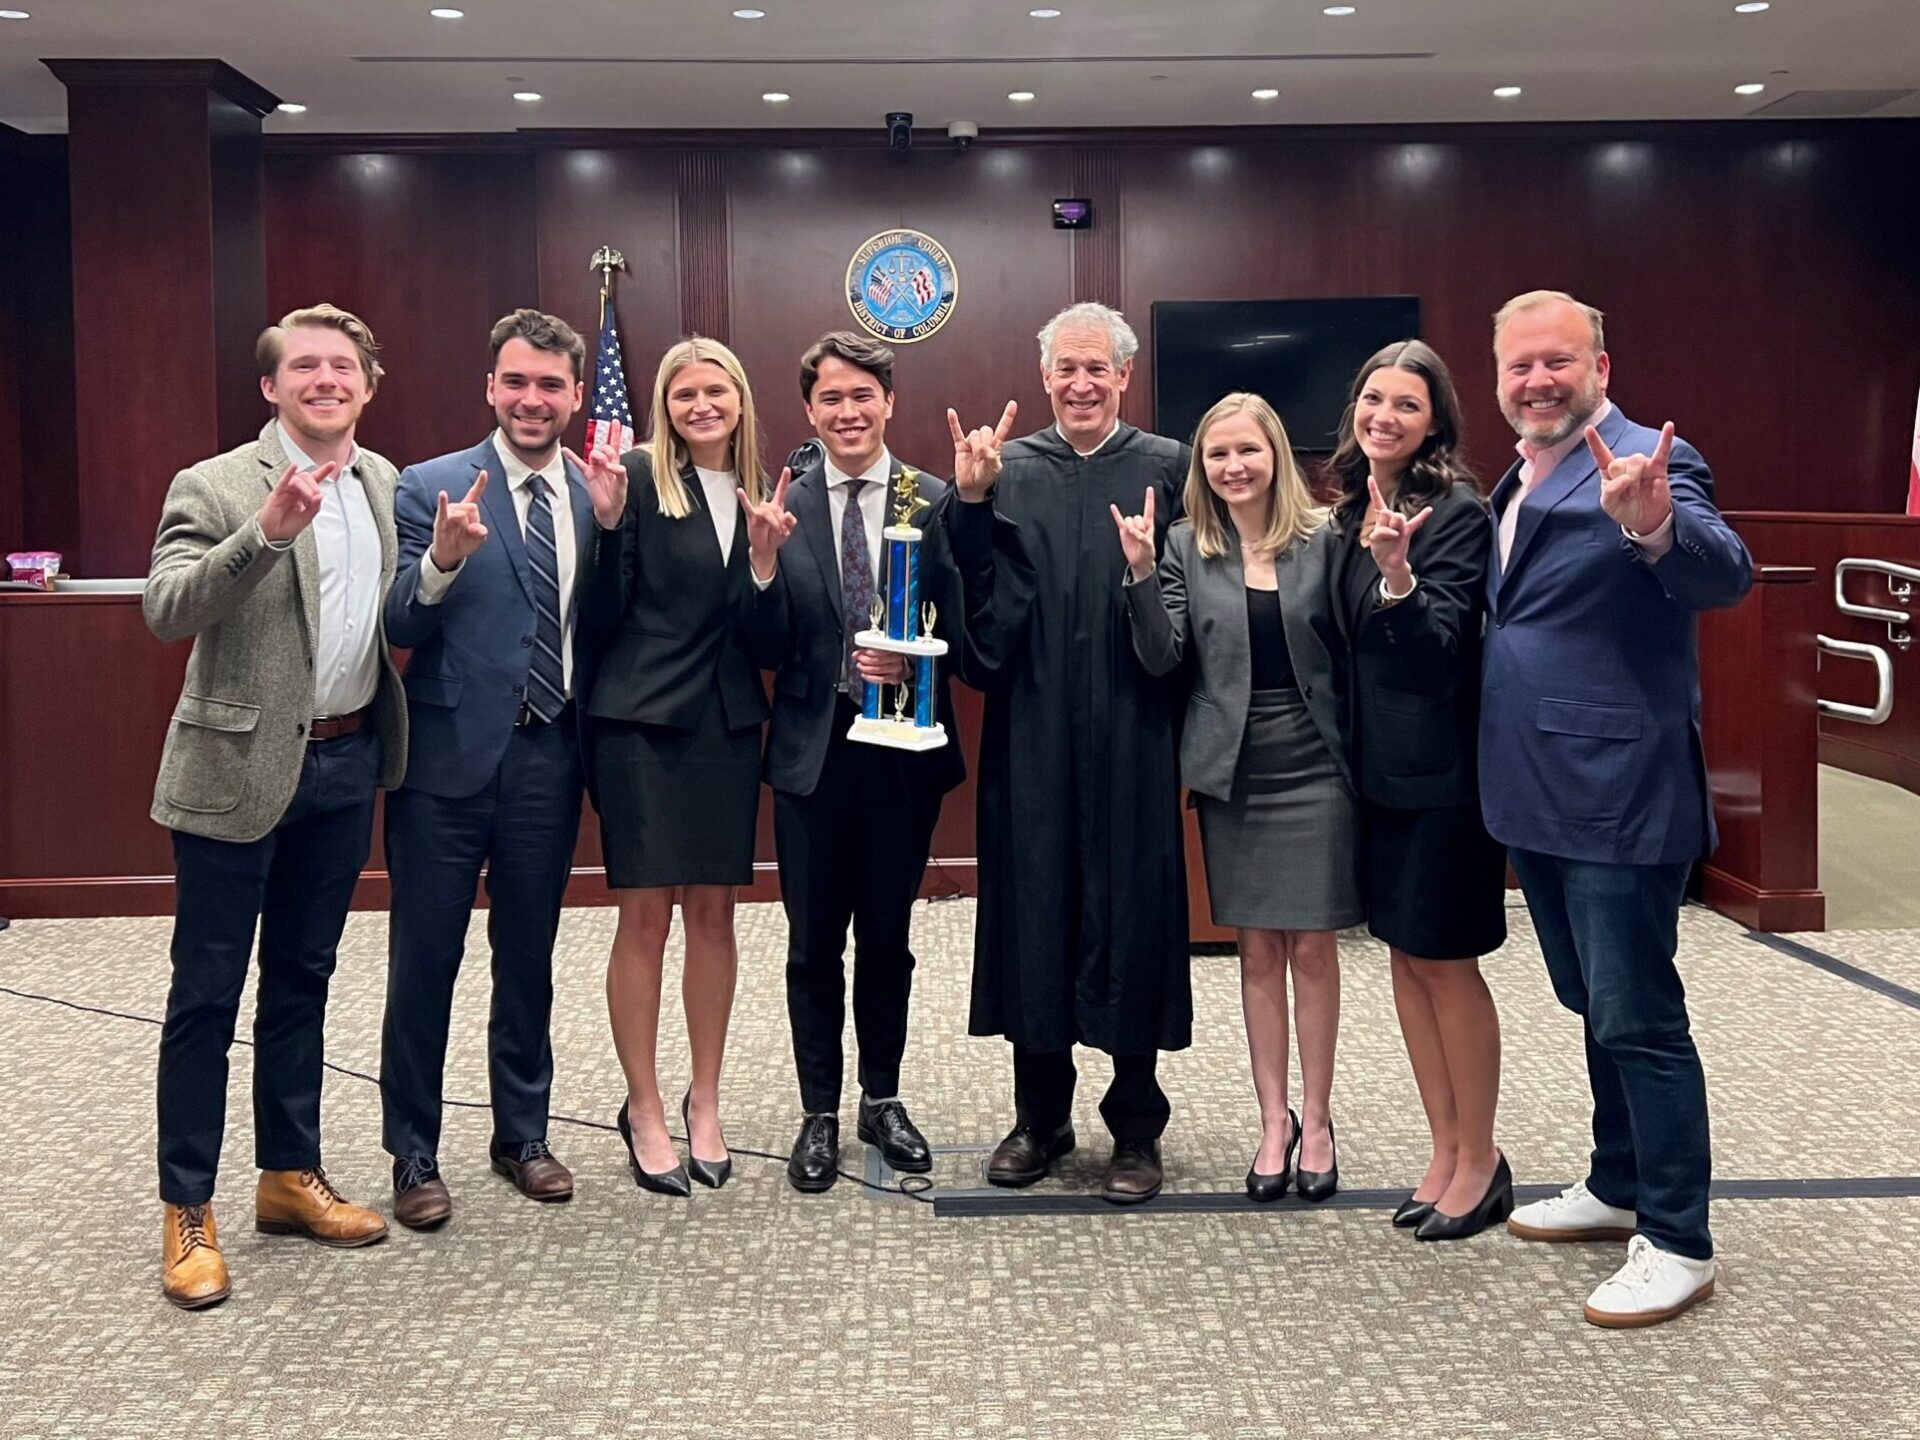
[
  {"left": 615, "top": 1102, "right": 690, "bottom": 1198},
  {"left": 985, "top": 1121, "right": 1076, "bottom": 1188},
  {"left": 1392, "top": 1197, "right": 1436, "bottom": 1229},
  {"left": 788, "top": 1113, "right": 841, "bottom": 1193},
  {"left": 1415, "top": 1154, "right": 1515, "bottom": 1242},
  {"left": 857, "top": 1095, "right": 932, "bottom": 1174},
  {"left": 1246, "top": 1107, "right": 1301, "bottom": 1203},
  {"left": 1102, "top": 1137, "right": 1163, "bottom": 1205},
  {"left": 1296, "top": 1117, "right": 1339, "bottom": 1203},
  {"left": 681, "top": 1089, "right": 732, "bottom": 1190}
]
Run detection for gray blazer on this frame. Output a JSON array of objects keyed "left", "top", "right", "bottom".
[
  {"left": 145, "top": 420, "right": 409, "bottom": 842},
  {"left": 1124, "top": 519, "right": 1348, "bottom": 803}
]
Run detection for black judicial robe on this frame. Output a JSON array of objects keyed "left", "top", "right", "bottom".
[{"left": 940, "top": 422, "right": 1192, "bottom": 1055}]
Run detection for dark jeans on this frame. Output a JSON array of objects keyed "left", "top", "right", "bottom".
[
  {"left": 1509, "top": 848, "right": 1713, "bottom": 1259},
  {"left": 156, "top": 727, "right": 380, "bottom": 1205},
  {"left": 1014, "top": 1046, "right": 1170, "bottom": 1143},
  {"left": 380, "top": 718, "right": 582, "bottom": 1161},
  {"left": 774, "top": 705, "right": 944, "bottom": 1114}
]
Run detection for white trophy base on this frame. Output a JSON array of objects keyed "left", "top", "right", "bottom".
[
  {"left": 847, "top": 717, "right": 950, "bottom": 751},
  {"left": 853, "top": 628, "right": 949, "bottom": 657}
]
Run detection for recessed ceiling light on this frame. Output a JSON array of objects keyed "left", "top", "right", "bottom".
[
  {"left": 1323, "top": 5, "right": 1357, "bottom": 14},
  {"left": 0, "top": 8, "right": 30, "bottom": 16},
  {"left": 733, "top": 7, "right": 765, "bottom": 16},
  {"left": 761, "top": 91, "right": 790, "bottom": 103},
  {"left": 1251, "top": 88, "right": 1280, "bottom": 100},
  {"left": 1029, "top": 8, "right": 1061, "bottom": 17},
  {"left": 428, "top": 7, "right": 464, "bottom": 18},
  {"left": 513, "top": 91, "right": 543, "bottom": 103},
  {"left": 1735, "top": 82, "right": 1767, "bottom": 95},
  {"left": 1008, "top": 91, "right": 1037, "bottom": 102},
  {"left": 1493, "top": 85, "right": 1523, "bottom": 99},
  {"left": 1733, "top": 2, "right": 1769, "bottom": 11},
  {"left": 276, "top": 102, "right": 308, "bottom": 115}
]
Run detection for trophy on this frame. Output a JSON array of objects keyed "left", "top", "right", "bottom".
[{"left": 848, "top": 469, "right": 949, "bottom": 750}]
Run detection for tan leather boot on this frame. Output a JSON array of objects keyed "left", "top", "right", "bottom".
[
  {"left": 255, "top": 1168, "right": 388, "bottom": 1248},
  {"left": 162, "top": 1202, "right": 231, "bottom": 1309}
]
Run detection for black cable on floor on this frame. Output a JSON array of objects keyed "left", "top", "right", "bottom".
[{"left": 0, "top": 978, "right": 938, "bottom": 1203}]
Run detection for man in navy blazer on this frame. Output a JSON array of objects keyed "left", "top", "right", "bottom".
[
  {"left": 379, "top": 309, "right": 624, "bottom": 1227},
  {"left": 1480, "top": 291, "right": 1751, "bottom": 1329}
]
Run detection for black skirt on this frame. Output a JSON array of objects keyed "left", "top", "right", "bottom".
[
  {"left": 593, "top": 703, "right": 761, "bottom": 890},
  {"left": 1362, "top": 799, "right": 1507, "bottom": 960}
]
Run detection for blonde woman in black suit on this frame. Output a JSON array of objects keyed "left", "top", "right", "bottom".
[
  {"left": 578, "top": 336, "right": 793, "bottom": 1196},
  {"left": 1114, "top": 392, "right": 1361, "bottom": 1204}
]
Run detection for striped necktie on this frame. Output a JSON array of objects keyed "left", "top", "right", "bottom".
[{"left": 525, "top": 474, "right": 566, "bottom": 721}]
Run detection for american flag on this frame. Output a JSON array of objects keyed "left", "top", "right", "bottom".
[
  {"left": 866, "top": 272, "right": 894, "bottom": 310},
  {"left": 585, "top": 301, "right": 633, "bottom": 456}
]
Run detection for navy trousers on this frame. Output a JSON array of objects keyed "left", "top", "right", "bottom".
[
  {"left": 1509, "top": 848, "right": 1713, "bottom": 1259},
  {"left": 156, "top": 727, "right": 380, "bottom": 1205},
  {"left": 379, "top": 717, "right": 581, "bottom": 1162}
]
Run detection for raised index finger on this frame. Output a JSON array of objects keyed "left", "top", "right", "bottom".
[
  {"left": 947, "top": 407, "right": 967, "bottom": 447},
  {"left": 1583, "top": 425, "right": 1616, "bottom": 473},
  {"left": 1142, "top": 486, "right": 1156, "bottom": 529},
  {"left": 463, "top": 470, "right": 489, "bottom": 504},
  {"left": 992, "top": 399, "right": 1019, "bottom": 444},
  {"left": 774, "top": 467, "right": 791, "bottom": 507},
  {"left": 1650, "top": 421, "right": 1675, "bottom": 473}
]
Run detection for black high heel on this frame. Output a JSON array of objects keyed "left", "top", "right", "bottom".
[
  {"left": 1296, "top": 1117, "right": 1339, "bottom": 1203},
  {"left": 682, "top": 1089, "right": 732, "bottom": 1190},
  {"left": 616, "top": 1101, "right": 690, "bottom": 1197},
  {"left": 1392, "top": 1197, "right": 1436, "bottom": 1229},
  {"left": 1245, "top": 1107, "right": 1301, "bottom": 1203},
  {"left": 1414, "top": 1154, "right": 1514, "bottom": 1242}
]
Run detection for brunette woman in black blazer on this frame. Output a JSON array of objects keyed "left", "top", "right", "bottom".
[
  {"left": 578, "top": 336, "right": 790, "bottom": 1197},
  {"left": 1328, "top": 340, "right": 1512, "bottom": 1240}
]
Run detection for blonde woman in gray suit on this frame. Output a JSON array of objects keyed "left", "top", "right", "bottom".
[{"left": 1114, "top": 392, "right": 1360, "bottom": 1203}]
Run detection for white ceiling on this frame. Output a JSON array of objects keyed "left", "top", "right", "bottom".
[{"left": 2, "top": 0, "right": 1917, "bottom": 135}]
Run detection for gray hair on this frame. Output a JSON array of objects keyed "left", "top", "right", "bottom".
[
  {"left": 1038, "top": 302, "right": 1140, "bottom": 369},
  {"left": 1492, "top": 289, "right": 1606, "bottom": 355}
]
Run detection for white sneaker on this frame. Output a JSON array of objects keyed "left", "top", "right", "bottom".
[
  {"left": 1584, "top": 1234, "right": 1717, "bottom": 1328},
  {"left": 1507, "top": 1180, "right": 1638, "bottom": 1243}
]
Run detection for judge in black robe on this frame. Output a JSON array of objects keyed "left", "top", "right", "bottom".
[{"left": 940, "top": 302, "right": 1191, "bottom": 1204}]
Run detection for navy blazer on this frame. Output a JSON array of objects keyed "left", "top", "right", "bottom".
[
  {"left": 385, "top": 436, "right": 594, "bottom": 800},
  {"left": 750, "top": 456, "right": 967, "bottom": 799},
  {"left": 1478, "top": 406, "right": 1753, "bottom": 865}
]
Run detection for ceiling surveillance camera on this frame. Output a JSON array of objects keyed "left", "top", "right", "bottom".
[
  {"left": 886, "top": 111, "right": 913, "bottom": 151},
  {"left": 948, "top": 120, "right": 979, "bottom": 152}
]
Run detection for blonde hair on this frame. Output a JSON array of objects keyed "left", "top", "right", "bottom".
[
  {"left": 256, "top": 303, "right": 385, "bottom": 391},
  {"left": 645, "top": 336, "right": 767, "bottom": 520},
  {"left": 1492, "top": 289, "right": 1606, "bottom": 355},
  {"left": 1184, "top": 392, "right": 1326, "bottom": 560}
]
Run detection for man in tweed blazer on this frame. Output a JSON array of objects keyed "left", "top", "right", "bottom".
[{"left": 145, "top": 304, "right": 409, "bottom": 1310}]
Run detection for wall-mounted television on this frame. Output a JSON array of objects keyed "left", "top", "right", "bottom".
[{"left": 1152, "top": 296, "right": 1421, "bottom": 453}]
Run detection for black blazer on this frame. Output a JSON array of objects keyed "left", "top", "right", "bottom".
[
  {"left": 578, "top": 450, "right": 773, "bottom": 733},
  {"left": 1331, "top": 481, "right": 1493, "bottom": 811},
  {"left": 751, "top": 456, "right": 966, "bottom": 798}
]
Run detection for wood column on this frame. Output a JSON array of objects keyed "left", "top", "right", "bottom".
[
  {"left": 45, "top": 60, "right": 276, "bottom": 578},
  {"left": 1698, "top": 564, "right": 1826, "bottom": 932}
]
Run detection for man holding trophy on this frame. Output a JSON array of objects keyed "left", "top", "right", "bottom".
[{"left": 745, "top": 332, "right": 1020, "bottom": 1191}]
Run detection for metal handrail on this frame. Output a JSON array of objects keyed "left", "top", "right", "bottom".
[
  {"left": 1836, "top": 558, "right": 1918, "bottom": 649},
  {"left": 1816, "top": 634, "right": 1894, "bottom": 725}
]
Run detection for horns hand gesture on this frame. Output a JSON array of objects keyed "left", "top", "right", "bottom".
[
  {"left": 740, "top": 466, "right": 797, "bottom": 581},
  {"left": 1109, "top": 486, "right": 1158, "bottom": 582},
  {"left": 430, "top": 469, "right": 491, "bottom": 571},
  {"left": 948, "top": 401, "right": 1018, "bottom": 502},
  {"left": 1365, "top": 474, "right": 1431, "bottom": 594},
  {"left": 1588, "top": 421, "right": 1675, "bottom": 537}
]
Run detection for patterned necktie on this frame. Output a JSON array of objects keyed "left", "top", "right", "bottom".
[
  {"left": 525, "top": 475, "right": 566, "bottom": 720},
  {"left": 840, "top": 478, "right": 875, "bottom": 687}
]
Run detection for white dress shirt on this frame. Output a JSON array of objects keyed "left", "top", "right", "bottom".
[
  {"left": 274, "top": 422, "right": 382, "bottom": 717},
  {"left": 694, "top": 465, "right": 741, "bottom": 562},
  {"left": 416, "top": 432, "right": 580, "bottom": 693},
  {"left": 825, "top": 448, "right": 892, "bottom": 589},
  {"left": 1056, "top": 420, "right": 1121, "bottom": 458}
]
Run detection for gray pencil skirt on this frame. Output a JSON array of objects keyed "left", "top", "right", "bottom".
[{"left": 1195, "top": 686, "right": 1364, "bottom": 933}]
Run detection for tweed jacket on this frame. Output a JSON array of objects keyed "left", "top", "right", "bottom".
[{"left": 144, "top": 420, "right": 409, "bottom": 841}]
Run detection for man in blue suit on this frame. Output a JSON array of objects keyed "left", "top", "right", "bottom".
[
  {"left": 1479, "top": 290, "right": 1752, "bottom": 1328},
  {"left": 379, "top": 309, "right": 625, "bottom": 1227}
]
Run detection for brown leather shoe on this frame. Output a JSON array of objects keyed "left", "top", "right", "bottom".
[
  {"left": 393, "top": 1157, "right": 453, "bottom": 1231},
  {"left": 491, "top": 1139, "right": 574, "bottom": 1202},
  {"left": 162, "top": 1202, "right": 230, "bottom": 1309},
  {"left": 1101, "top": 1138, "right": 1163, "bottom": 1205},
  {"left": 986, "top": 1121, "right": 1076, "bottom": 1188},
  {"left": 255, "top": 1167, "right": 389, "bottom": 1247}
]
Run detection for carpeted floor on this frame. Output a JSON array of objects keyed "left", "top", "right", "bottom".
[{"left": 1, "top": 893, "right": 1915, "bottom": 1438}]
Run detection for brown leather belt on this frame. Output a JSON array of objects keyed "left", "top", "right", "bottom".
[{"left": 309, "top": 706, "right": 370, "bottom": 740}]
